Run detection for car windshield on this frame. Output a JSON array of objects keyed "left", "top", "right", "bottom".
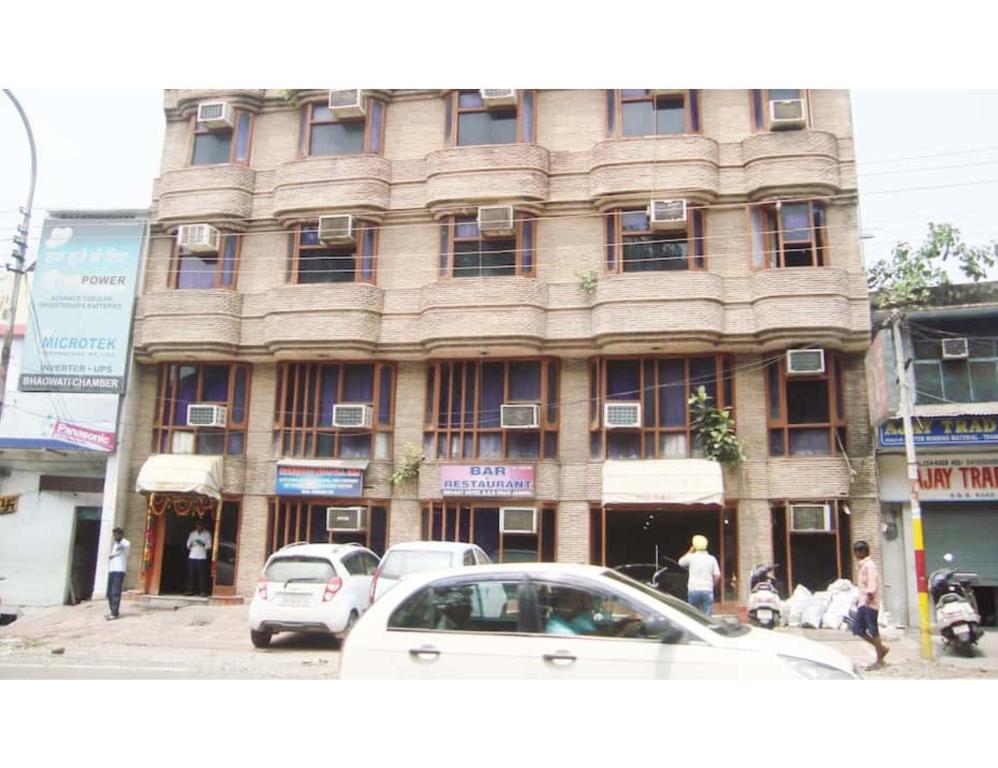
[
  {"left": 264, "top": 556, "right": 335, "bottom": 583},
  {"left": 380, "top": 551, "right": 456, "bottom": 579}
]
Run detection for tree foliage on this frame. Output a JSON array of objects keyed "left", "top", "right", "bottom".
[{"left": 688, "top": 386, "right": 744, "bottom": 466}]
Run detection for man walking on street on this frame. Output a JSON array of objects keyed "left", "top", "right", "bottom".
[
  {"left": 678, "top": 534, "right": 721, "bottom": 617},
  {"left": 853, "top": 540, "right": 890, "bottom": 669},
  {"left": 185, "top": 519, "right": 212, "bottom": 597},
  {"left": 106, "top": 527, "right": 130, "bottom": 620}
]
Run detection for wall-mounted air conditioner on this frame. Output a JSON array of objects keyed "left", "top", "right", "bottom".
[
  {"left": 501, "top": 404, "right": 540, "bottom": 429},
  {"left": 480, "top": 89, "right": 517, "bottom": 108},
  {"left": 177, "top": 224, "right": 221, "bottom": 254},
  {"left": 332, "top": 404, "right": 373, "bottom": 429},
  {"left": 500, "top": 506, "right": 537, "bottom": 534},
  {"left": 941, "top": 338, "right": 969, "bottom": 360},
  {"left": 186, "top": 404, "right": 227, "bottom": 428},
  {"left": 790, "top": 503, "right": 833, "bottom": 532},
  {"left": 326, "top": 506, "right": 366, "bottom": 532},
  {"left": 328, "top": 89, "right": 366, "bottom": 119},
  {"left": 477, "top": 205, "right": 515, "bottom": 237},
  {"left": 318, "top": 214, "right": 356, "bottom": 244},
  {"left": 786, "top": 349, "right": 826, "bottom": 375},
  {"left": 648, "top": 199, "right": 688, "bottom": 229},
  {"left": 604, "top": 402, "right": 642, "bottom": 429},
  {"left": 197, "top": 101, "right": 234, "bottom": 130},
  {"left": 769, "top": 98, "right": 806, "bottom": 130}
]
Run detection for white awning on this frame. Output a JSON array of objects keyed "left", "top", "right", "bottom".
[
  {"left": 602, "top": 459, "right": 724, "bottom": 506},
  {"left": 136, "top": 455, "right": 224, "bottom": 500},
  {"left": 913, "top": 403, "right": 998, "bottom": 418},
  {"left": 275, "top": 458, "right": 370, "bottom": 471}
]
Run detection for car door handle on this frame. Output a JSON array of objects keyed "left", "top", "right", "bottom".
[
  {"left": 409, "top": 645, "right": 441, "bottom": 662},
  {"left": 543, "top": 651, "right": 577, "bottom": 666}
]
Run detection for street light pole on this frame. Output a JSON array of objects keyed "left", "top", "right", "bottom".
[{"left": 0, "top": 89, "right": 38, "bottom": 420}]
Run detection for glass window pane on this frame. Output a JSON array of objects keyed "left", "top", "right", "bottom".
[
  {"left": 192, "top": 132, "right": 232, "bottom": 165},
  {"left": 970, "top": 361, "right": 998, "bottom": 402},
  {"left": 479, "top": 363, "right": 503, "bottom": 428},
  {"left": 310, "top": 121, "right": 365, "bottom": 156},
  {"left": 788, "top": 428, "right": 830, "bottom": 456},
  {"left": 942, "top": 360, "right": 972, "bottom": 402},
  {"left": 233, "top": 367, "right": 248, "bottom": 424},
  {"left": 300, "top": 227, "right": 321, "bottom": 247},
  {"left": 607, "top": 432, "right": 641, "bottom": 459},
  {"left": 478, "top": 433, "right": 502, "bottom": 459},
  {"left": 689, "top": 357, "right": 717, "bottom": 402},
  {"left": 521, "top": 218, "right": 534, "bottom": 274},
  {"left": 750, "top": 208, "right": 766, "bottom": 269},
  {"left": 339, "top": 433, "right": 372, "bottom": 458},
  {"left": 378, "top": 366, "right": 393, "bottom": 425},
  {"left": 769, "top": 428, "right": 785, "bottom": 456},
  {"left": 235, "top": 112, "right": 252, "bottom": 162},
  {"left": 780, "top": 204, "right": 812, "bottom": 242},
  {"left": 458, "top": 91, "right": 484, "bottom": 109},
  {"left": 607, "top": 90, "right": 616, "bottom": 134},
  {"left": 766, "top": 364, "right": 782, "bottom": 420},
  {"left": 769, "top": 89, "right": 801, "bottom": 101},
  {"left": 606, "top": 360, "right": 640, "bottom": 400},
  {"left": 786, "top": 379, "right": 830, "bottom": 424},
  {"left": 197, "top": 432, "right": 226, "bottom": 455},
  {"left": 689, "top": 90, "right": 700, "bottom": 132},
  {"left": 621, "top": 89, "right": 650, "bottom": 98},
  {"left": 509, "top": 361, "right": 541, "bottom": 401},
  {"left": 453, "top": 242, "right": 481, "bottom": 278},
  {"left": 319, "top": 366, "right": 338, "bottom": 426},
  {"left": 177, "top": 253, "right": 218, "bottom": 289},
  {"left": 455, "top": 218, "right": 479, "bottom": 238},
  {"left": 361, "top": 228, "right": 375, "bottom": 281},
  {"left": 226, "top": 432, "right": 245, "bottom": 456},
  {"left": 481, "top": 240, "right": 517, "bottom": 277},
  {"left": 298, "top": 250, "right": 356, "bottom": 283},
  {"left": 660, "top": 432, "right": 687, "bottom": 458},
  {"left": 312, "top": 104, "right": 334, "bottom": 121},
  {"left": 458, "top": 110, "right": 517, "bottom": 145},
  {"left": 606, "top": 215, "right": 616, "bottom": 271},
  {"left": 621, "top": 101, "right": 654, "bottom": 137},
  {"left": 522, "top": 90, "right": 535, "bottom": 143},
  {"left": 369, "top": 99, "right": 384, "bottom": 154},
  {"left": 659, "top": 359, "right": 685, "bottom": 427},
  {"left": 913, "top": 340, "right": 941, "bottom": 360},
  {"left": 203, "top": 365, "right": 229, "bottom": 402},
  {"left": 752, "top": 90, "right": 764, "bottom": 129},
  {"left": 344, "top": 364, "right": 374, "bottom": 402},
  {"left": 221, "top": 236, "right": 237, "bottom": 288},
  {"left": 445, "top": 93, "right": 454, "bottom": 144},
  {"left": 622, "top": 235, "right": 689, "bottom": 272},
  {"left": 507, "top": 432, "right": 540, "bottom": 459},
  {"left": 655, "top": 96, "right": 686, "bottom": 134},
  {"left": 621, "top": 211, "right": 648, "bottom": 232}
]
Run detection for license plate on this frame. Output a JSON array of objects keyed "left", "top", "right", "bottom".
[
  {"left": 279, "top": 593, "right": 311, "bottom": 607},
  {"left": 757, "top": 609, "right": 773, "bottom": 620},
  {"left": 955, "top": 627, "right": 971, "bottom": 639}
]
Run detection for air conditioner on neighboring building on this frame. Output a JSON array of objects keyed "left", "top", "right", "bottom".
[
  {"left": 328, "top": 89, "right": 366, "bottom": 119},
  {"left": 786, "top": 348, "right": 826, "bottom": 375},
  {"left": 790, "top": 503, "right": 833, "bottom": 532},
  {"left": 177, "top": 224, "right": 221, "bottom": 254},
  {"left": 171, "top": 432, "right": 195, "bottom": 455},
  {"left": 477, "top": 205, "right": 515, "bottom": 237},
  {"left": 604, "top": 402, "right": 642, "bottom": 428},
  {"left": 318, "top": 214, "right": 356, "bottom": 244},
  {"left": 769, "top": 98, "right": 806, "bottom": 130},
  {"left": 501, "top": 404, "right": 540, "bottom": 429},
  {"left": 332, "top": 404, "right": 373, "bottom": 429},
  {"left": 648, "top": 199, "right": 688, "bottom": 229},
  {"left": 500, "top": 506, "right": 537, "bottom": 534},
  {"left": 196, "top": 101, "right": 234, "bottom": 130},
  {"left": 941, "top": 337, "right": 970, "bottom": 360},
  {"left": 186, "top": 404, "right": 228, "bottom": 428},
  {"left": 480, "top": 89, "right": 517, "bottom": 108},
  {"left": 326, "top": 506, "right": 366, "bottom": 532}
]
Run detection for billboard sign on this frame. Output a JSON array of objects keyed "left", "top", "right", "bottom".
[
  {"left": 441, "top": 464, "right": 535, "bottom": 497},
  {"left": 879, "top": 416, "right": 998, "bottom": 448},
  {"left": 275, "top": 464, "right": 365, "bottom": 497}
]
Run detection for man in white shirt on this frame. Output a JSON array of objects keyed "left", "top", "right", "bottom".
[
  {"left": 185, "top": 520, "right": 213, "bottom": 597},
  {"left": 106, "top": 527, "right": 130, "bottom": 620},
  {"left": 678, "top": 534, "right": 721, "bottom": 617}
]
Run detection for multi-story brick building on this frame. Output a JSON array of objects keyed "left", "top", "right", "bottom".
[{"left": 125, "top": 89, "right": 877, "bottom": 605}]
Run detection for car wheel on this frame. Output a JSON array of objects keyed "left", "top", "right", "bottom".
[
  {"left": 341, "top": 611, "right": 359, "bottom": 638},
  {"left": 250, "top": 629, "right": 272, "bottom": 649}
]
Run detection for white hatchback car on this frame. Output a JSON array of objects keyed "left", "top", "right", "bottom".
[
  {"left": 370, "top": 541, "right": 491, "bottom": 603},
  {"left": 249, "top": 542, "right": 380, "bottom": 648},
  {"left": 340, "top": 563, "right": 859, "bottom": 679}
]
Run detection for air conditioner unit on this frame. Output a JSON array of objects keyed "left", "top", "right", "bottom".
[
  {"left": 177, "top": 224, "right": 221, "bottom": 254},
  {"left": 604, "top": 402, "right": 642, "bottom": 429},
  {"left": 477, "top": 205, "right": 515, "bottom": 237},
  {"left": 318, "top": 214, "right": 356, "bottom": 244},
  {"left": 196, "top": 101, "right": 234, "bottom": 130},
  {"left": 648, "top": 199, "right": 688, "bottom": 229},
  {"left": 332, "top": 403, "right": 373, "bottom": 429},
  {"left": 328, "top": 89, "right": 366, "bottom": 119},
  {"left": 501, "top": 404, "right": 540, "bottom": 429},
  {"left": 480, "top": 89, "right": 517, "bottom": 108},
  {"left": 941, "top": 338, "right": 970, "bottom": 360},
  {"left": 769, "top": 98, "right": 806, "bottom": 130},
  {"left": 649, "top": 89, "right": 684, "bottom": 97},
  {"left": 500, "top": 506, "right": 537, "bottom": 534},
  {"left": 171, "top": 432, "right": 195, "bottom": 455},
  {"left": 186, "top": 404, "right": 228, "bottom": 428},
  {"left": 790, "top": 503, "right": 833, "bottom": 532},
  {"left": 326, "top": 506, "right": 366, "bottom": 532},
  {"left": 786, "top": 348, "right": 826, "bottom": 375}
]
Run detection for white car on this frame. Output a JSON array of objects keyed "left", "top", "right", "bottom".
[
  {"left": 341, "top": 563, "right": 860, "bottom": 679},
  {"left": 249, "top": 543, "right": 380, "bottom": 648},
  {"left": 370, "top": 541, "right": 491, "bottom": 603}
]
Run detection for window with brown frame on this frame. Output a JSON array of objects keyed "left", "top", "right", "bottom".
[
  {"left": 589, "top": 355, "right": 734, "bottom": 460},
  {"left": 749, "top": 201, "right": 826, "bottom": 269},
  {"left": 771, "top": 501, "right": 852, "bottom": 592},
  {"left": 751, "top": 89, "right": 809, "bottom": 132},
  {"left": 171, "top": 233, "right": 240, "bottom": 289},
  {"left": 445, "top": 90, "right": 536, "bottom": 146},
  {"left": 267, "top": 499, "right": 390, "bottom": 556},
  {"left": 274, "top": 362, "right": 395, "bottom": 461},
  {"left": 190, "top": 110, "right": 253, "bottom": 166},
  {"left": 421, "top": 503, "right": 556, "bottom": 563},
  {"left": 299, "top": 96, "right": 385, "bottom": 157},
  {"left": 605, "top": 208, "right": 706, "bottom": 273},
  {"left": 438, "top": 215, "right": 535, "bottom": 278},
  {"left": 766, "top": 352, "right": 846, "bottom": 457},
  {"left": 153, "top": 363, "right": 251, "bottom": 456},
  {"left": 424, "top": 359, "right": 559, "bottom": 461},
  {"left": 286, "top": 222, "right": 378, "bottom": 284},
  {"left": 606, "top": 90, "right": 701, "bottom": 137}
]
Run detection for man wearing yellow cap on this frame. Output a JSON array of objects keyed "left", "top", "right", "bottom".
[{"left": 678, "top": 535, "right": 721, "bottom": 617}]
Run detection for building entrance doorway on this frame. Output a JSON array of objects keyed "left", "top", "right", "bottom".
[{"left": 69, "top": 507, "right": 102, "bottom": 604}]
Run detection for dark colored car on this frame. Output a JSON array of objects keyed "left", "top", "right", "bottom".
[{"left": 613, "top": 559, "right": 687, "bottom": 600}]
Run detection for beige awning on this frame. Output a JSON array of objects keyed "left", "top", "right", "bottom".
[
  {"left": 602, "top": 459, "right": 724, "bottom": 506},
  {"left": 136, "top": 454, "right": 224, "bottom": 500}
]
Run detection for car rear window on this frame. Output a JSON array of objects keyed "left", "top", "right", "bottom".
[
  {"left": 264, "top": 556, "right": 335, "bottom": 583},
  {"left": 380, "top": 550, "right": 455, "bottom": 579}
]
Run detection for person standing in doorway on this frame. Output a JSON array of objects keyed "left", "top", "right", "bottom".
[
  {"left": 185, "top": 519, "right": 212, "bottom": 597},
  {"left": 678, "top": 534, "right": 721, "bottom": 617},
  {"left": 852, "top": 540, "right": 890, "bottom": 669},
  {"left": 106, "top": 527, "right": 130, "bottom": 620}
]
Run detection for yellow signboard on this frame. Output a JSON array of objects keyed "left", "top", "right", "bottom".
[{"left": 0, "top": 494, "right": 19, "bottom": 514}]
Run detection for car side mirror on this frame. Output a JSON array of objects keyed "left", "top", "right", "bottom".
[{"left": 642, "top": 615, "right": 687, "bottom": 645}]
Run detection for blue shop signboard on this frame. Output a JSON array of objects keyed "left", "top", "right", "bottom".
[
  {"left": 276, "top": 464, "right": 364, "bottom": 496},
  {"left": 879, "top": 416, "right": 998, "bottom": 448}
]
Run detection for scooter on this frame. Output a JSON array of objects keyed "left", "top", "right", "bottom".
[
  {"left": 929, "top": 554, "right": 984, "bottom": 657},
  {"left": 747, "top": 564, "right": 782, "bottom": 629}
]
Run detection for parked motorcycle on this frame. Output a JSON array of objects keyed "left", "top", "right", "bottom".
[
  {"left": 929, "top": 554, "right": 984, "bottom": 657},
  {"left": 747, "top": 564, "right": 783, "bottom": 629}
]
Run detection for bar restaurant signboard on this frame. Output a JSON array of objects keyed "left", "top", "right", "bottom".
[{"left": 441, "top": 465, "right": 535, "bottom": 497}]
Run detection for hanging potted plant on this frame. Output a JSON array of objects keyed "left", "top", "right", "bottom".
[{"left": 688, "top": 385, "right": 745, "bottom": 466}]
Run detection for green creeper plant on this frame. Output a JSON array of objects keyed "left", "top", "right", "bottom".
[
  {"left": 391, "top": 443, "right": 424, "bottom": 487},
  {"left": 688, "top": 385, "right": 745, "bottom": 466},
  {"left": 577, "top": 270, "right": 599, "bottom": 295}
]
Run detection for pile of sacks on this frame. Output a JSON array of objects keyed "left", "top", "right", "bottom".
[{"left": 785, "top": 578, "right": 888, "bottom": 630}]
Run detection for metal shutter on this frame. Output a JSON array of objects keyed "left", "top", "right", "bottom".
[{"left": 922, "top": 503, "right": 998, "bottom": 586}]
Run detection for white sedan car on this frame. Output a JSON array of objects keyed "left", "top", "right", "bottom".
[{"left": 340, "top": 563, "right": 859, "bottom": 679}]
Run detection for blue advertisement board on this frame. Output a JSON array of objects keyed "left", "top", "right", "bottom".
[
  {"left": 879, "top": 416, "right": 998, "bottom": 448},
  {"left": 18, "top": 217, "right": 145, "bottom": 394},
  {"left": 276, "top": 465, "right": 364, "bottom": 496}
]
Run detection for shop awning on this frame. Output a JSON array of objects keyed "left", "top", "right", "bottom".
[
  {"left": 135, "top": 455, "right": 224, "bottom": 500},
  {"left": 602, "top": 459, "right": 724, "bottom": 506}
]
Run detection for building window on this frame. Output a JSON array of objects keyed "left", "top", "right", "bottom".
[
  {"left": 299, "top": 96, "right": 385, "bottom": 157},
  {"left": 424, "top": 359, "right": 559, "bottom": 460},
  {"left": 589, "top": 355, "right": 734, "bottom": 460},
  {"left": 438, "top": 215, "right": 535, "bottom": 278},
  {"left": 274, "top": 362, "right": 395, "bottom": 460},
  {"left": 607, "top": 90, "right": 700, "bottom": 137},
  {"left": 771, "top": 501, "right": 851, "bottom": 592},
  {"left": 287, "top": 222, "right": 378, "bottom": 284},
  {"left": 153, "top": 363, "right": 251, "bottom": 456},
  {"left": 446, "top": 90, "right": 536, "bottom": 146},
  {"left": 605, "top": 208, "right": 706, "bottom": 273},
  {"left": 267, "top": 500, "right": 389, "bottom": 556},
  {"left": 751, "top": 89, "right": 809, "bottom": 132},
  {"left": 766, "top": 352, "right": 846, "bottom": 457},
  {"left": 749, "top": 201, "right": 826, "bottom": 269},
  {"left": 913, "top": 327, "right": 998, "bottom": 404},
  {"left": 190, "top": 111, "right": 253, "bottom": 166},
  {"left": 421, "top": 503, "right": 556, "bottom": 563},
  {"left": 171, "top": 233, "right": 240, "bottom": 289}
]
